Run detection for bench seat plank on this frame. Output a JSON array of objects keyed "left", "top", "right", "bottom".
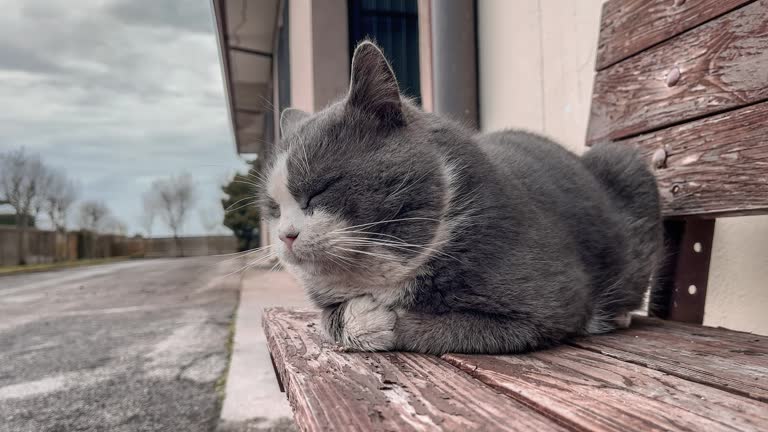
[
  {"left": 445, "top": 347, "right": 768, "bottom": 432},
  {"left": 612, "top": 317, "right": 768, "bottom": 355},
  {"left": 587, "top": 0, "right": 768, "bottom": 145},
  {"left": 626, "top": 101, "right": 768, "bottom": 217},
  {"left": 263, "top": 308, "right": 568, "bottom": 432},
  {"left": 570, "top": 317, "right": 768, "bottom": 402}
]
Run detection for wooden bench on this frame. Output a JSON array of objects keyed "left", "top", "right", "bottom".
[{"left": 263, "top": 1, "right": 768, "bottom": 430}]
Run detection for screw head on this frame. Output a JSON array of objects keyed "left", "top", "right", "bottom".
[
  {"left": 652, "top": 148, "right": 667, "bottom": 169},
  {"left": 666, "top": 66, "right": 681, "bottom": 87}
]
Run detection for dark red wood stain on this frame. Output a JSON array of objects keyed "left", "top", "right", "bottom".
[
  {"left": 262, "top": 308, "right": 567, "bottom": 432},
  {"left": 622, "top": 101, "right": 768, "bottom": 217},
  {"left": 445, "top": 346, "right": 768, "bottom": 432},
  {"left": 264, "top": 309, "right": 768, "bottom": 432},
  {"left": 595, "top": 0, "right": 754, "bottom": 70},
  {"left": 571, "top": 317, "right": 768, "bottom": 403},
  {"left": 588, "top": 0, "right": 768, "bottom": 145}
]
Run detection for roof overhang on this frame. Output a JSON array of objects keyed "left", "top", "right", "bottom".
[{"left": 211, "top": 0, "right": 280, "bottom": 155}]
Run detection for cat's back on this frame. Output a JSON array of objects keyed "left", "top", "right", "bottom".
[{"left": 475, "top": 130, "right": 606, "bottom": 207}]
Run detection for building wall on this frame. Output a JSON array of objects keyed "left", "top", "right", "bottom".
[
  {"left": 477, "top": 0, "right": 768, "bottom": 335},
  {"left": 289, "top": 0, "right": 349, "bottom": 113}
]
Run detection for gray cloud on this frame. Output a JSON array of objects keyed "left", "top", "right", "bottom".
[
  {"left": 0, "top": 42, "right": 66, "bottom": 75},
  {"left": 106, "top": 0, "right": 215, "bottom": 34},
  {"left": 0, "top": 0, "right": 247, "bottom": 236}
]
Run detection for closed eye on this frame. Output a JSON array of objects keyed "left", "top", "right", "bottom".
[{"left": 303, "top": 179, "right": 337, "bottom": 209}]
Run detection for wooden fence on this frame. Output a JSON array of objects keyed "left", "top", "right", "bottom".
[{"left": 0, "top": 226, "right": 237, "bottom": 266}]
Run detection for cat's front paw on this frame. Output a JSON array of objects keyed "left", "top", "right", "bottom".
[{"left": 322, "top": 296, "right": 396, "bottom": 351}]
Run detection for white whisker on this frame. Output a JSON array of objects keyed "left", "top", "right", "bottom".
[
  {"left": 332, "top": 238, "right": 462, "bottom": 263},
  {"left": 332, "top": 246, "right": 401, "bottom": 262},
  {"left": 215, "top": 245, "right": 274, "bottom": 263},
  {"left": 225, "top": 200, "right": 258, "bottom": 214},
  {"left": 221, "top": 251, "right": 278, "bottom": 278},
  {"left": 332, "top": 217, "right": 440, "bottom": 233},
  {"left": 225, "top": 195, "right": 259, "bottom": 212}
]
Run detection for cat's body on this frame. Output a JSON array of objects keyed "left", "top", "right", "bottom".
[{"left": 263, "top": 41, "right": 662, "bottom": 354}]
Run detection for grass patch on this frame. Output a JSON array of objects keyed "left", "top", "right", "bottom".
[
  {"left": 216, "top": 308, "right": 238, "bottom": 402},
  {"left": 0, "top": 257, "right": 133, "bottom": 276}
]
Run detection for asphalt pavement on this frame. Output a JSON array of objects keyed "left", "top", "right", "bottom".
[{"left": 0, "top": 257, "right": 240, "bottom": 432}]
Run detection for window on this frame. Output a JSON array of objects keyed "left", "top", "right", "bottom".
[{"left": 348, "top": 0, "right": 421, "bottom": 104}]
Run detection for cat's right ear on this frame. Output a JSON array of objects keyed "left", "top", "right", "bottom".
[
  {"left": 347, "top": 41, "right": 404, "bottom": 127},
  {"left": 280, "top": 107, "right": 310, "bottom": 138}
]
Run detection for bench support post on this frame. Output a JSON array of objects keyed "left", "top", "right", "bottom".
[{"left": 652, "top": 218, "right": 715, "bottom": 324}]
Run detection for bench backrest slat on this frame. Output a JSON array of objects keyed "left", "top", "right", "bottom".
[
  {"left": 625, "top": 101, "right": 768, "bottom": 217},
  {"left": 589, "top": 0, "right": 768, "bottom": 146},
  {"left": 596, "top": 0, "right": 753, "bottom": 70},
  {"left": 588, "top": 0, "right": 768, "bottom": 218}
]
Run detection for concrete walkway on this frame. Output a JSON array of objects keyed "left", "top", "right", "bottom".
[
  {"left": 0, "top": 257, "right": 240, "bottom": 432},
  {"left": 218, "top": 270, "right": 310, "bottom": 432}
]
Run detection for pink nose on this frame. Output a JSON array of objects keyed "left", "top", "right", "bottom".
[{"left": 279, "top": 231, "right": 299, "bottom": 250}]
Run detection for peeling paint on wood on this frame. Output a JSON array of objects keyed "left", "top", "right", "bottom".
[
  {"left": 570, "top": 317, "right": 768, "bottom": 402},
  {"left": 588, "top": 0, "right": 768, "bottom": 145},
  {"left": 445, "top": 346, "right": 768, "bottom": 432},
  {"left": 595, "top": 0, "right": 753, "bottom": 70},
  {"left": 262, "top": 308, "right": 566, "bottom": 432},
  {"left": 624, "top": 101, "right": 768, "bottom": 217}
]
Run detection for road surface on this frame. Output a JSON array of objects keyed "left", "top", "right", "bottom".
[{"left": 0, "top": 257, "right": 240, "bottom": 432}]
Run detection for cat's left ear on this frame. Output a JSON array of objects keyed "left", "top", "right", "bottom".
[
  {"left": 280, "top": 107, "right": 310, "bottom": 138},
  {"left": 347, "top": 41, "right": 404, "bottom": 127}
]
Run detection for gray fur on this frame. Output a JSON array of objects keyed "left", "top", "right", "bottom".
[
  {"left": 279, "top": 107, "right": 311, "bottom": 138},
  {"left": 265, "top": 41, "right": 662, "bottom": 354}
]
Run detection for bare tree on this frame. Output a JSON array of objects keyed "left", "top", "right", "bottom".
[
  {"left": 103, "top": 216, "right": 128, "bottom": 236},
  {"left": 44, "top": 170, "right": 79, "bottom": 232},
  {"left": 30, "top": 169, "right": 54, "bottom": 223},
  {"left": 146, "top": 173, "right": 196, "bottom": 256},
  {"left": 139, "top": 192, "right": 156, "bottom": 238},
  {"left": 0, "top": 148, "right": 50, "bottom": 265},
  {"left": 77, "top": 200, "right": 111, "bottom": 233}
]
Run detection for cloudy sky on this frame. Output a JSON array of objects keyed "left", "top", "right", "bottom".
[{"left": 0, "top": 0, "right": 249, "bottom": 236}]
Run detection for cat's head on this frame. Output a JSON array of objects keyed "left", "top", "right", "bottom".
[{"left": 262, "top": 41, "right": 454, "bottom": 279}]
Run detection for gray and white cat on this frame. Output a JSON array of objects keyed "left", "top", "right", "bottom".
[{"left": 262, "top": 41, "right": 662, "bottom": 355}]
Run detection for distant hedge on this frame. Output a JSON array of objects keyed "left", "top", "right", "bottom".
[{"left": 0, "top": 213, "right": 35, "bottom": 227}]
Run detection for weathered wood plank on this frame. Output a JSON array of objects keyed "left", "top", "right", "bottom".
[
  {"left": 625, "top": 316, "right": 768, "bottom": 355},
  {"left": 626, "top": 101, "right": 768, "bottom": 217},
  {"left": 587, "top": 0, "right": 768, "bottom": 145},
  {"left": 595, "top": 0, "right": 753, "bottom": 70},
  {"left": 263, "top": 308, "right": 568, "bottom": 432},
  {"left": 570, "top": 317, "right": 768, "bottom": 402},
  {"left": 445, "top": 347, "right": 768, "bottom": 432}
]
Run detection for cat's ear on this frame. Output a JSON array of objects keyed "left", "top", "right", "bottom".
[
  {"left": 280, "top": 107, "right": 310, "bottom": 138},
  {"left": 347, "top": 41, "right": 404, "bottom": 127}
]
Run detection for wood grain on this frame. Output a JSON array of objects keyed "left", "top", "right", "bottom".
[
  {"left": 624, "top": 101, "right": 768, "bottom": 217},
  {"left": 587, "top": 0, "right": 768, "bottom": 145},
  {"left": 262, "top": 308, "right": 567, "bottom": 432},
  {"left": 445, "top": 347, "right": 768, "bottom": 432},
  {"left": 595, "top": 0, "right": 753, "bottom": 70},
  {"left": 624, "top": 317, "right": 768, "bottom": 355},
  {"left": 570, "top": 317, "right": 768, "bottom": 402}
]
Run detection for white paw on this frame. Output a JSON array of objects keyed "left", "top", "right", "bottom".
[{"left": 340, "top": 296, "right": 396, "bottom": 351}]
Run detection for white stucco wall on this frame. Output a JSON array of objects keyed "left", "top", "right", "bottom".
[{"left": 477, "top": 0, "right": 768, "bottom": 335}]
